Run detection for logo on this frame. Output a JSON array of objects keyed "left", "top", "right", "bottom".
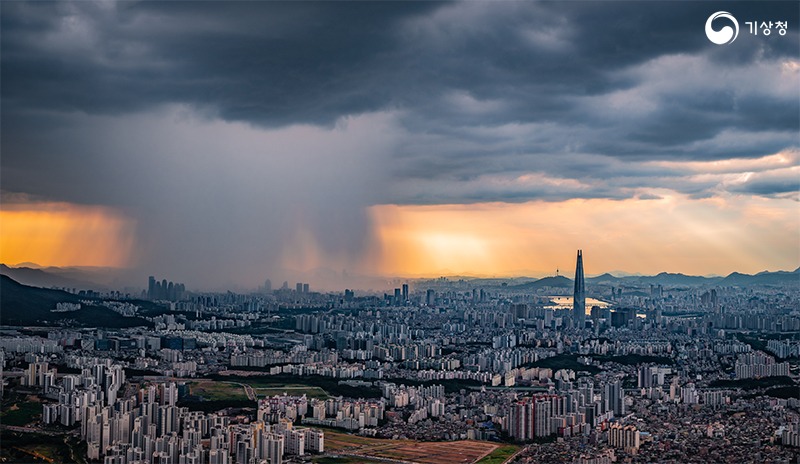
[{"left": 706, "top": 11, "right": 739, "bottom": 45}]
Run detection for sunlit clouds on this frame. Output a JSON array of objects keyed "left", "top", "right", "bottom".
[{"left": 646, "top": 151, "right": 798, "bottom": 174}]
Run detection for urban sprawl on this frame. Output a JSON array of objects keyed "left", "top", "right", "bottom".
[{"left": 1, "top": 252, "right": 799, "bottom": 464}]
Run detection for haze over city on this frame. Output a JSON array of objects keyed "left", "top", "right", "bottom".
[{"left": 1, "top": 1, "right": 798, "bottom": 291}]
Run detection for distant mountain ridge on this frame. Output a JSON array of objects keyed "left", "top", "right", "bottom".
[
  {"left": 595, "top": 269, "right": 799, "bottom": 287},
  {"left": 1, "top": 263, "right": 797, "bottom": 293},
  {"left": 552, "top": 269, "right": 797, "bottom": 288},
  {"left": 503, "top": 269, "right": 796, "bottom": 290},
  {"left": 0, "top": 264, "right": 98, "bottom": 290},
  {"left": 589, "top": 273, "right": 623, "bottom": 284},
  {"left": 512, "top": 275, "right": 573, "bottom": 289},
  {"left": 718, "top": 270, "right": 800, "bottom": 287},
  {"left": 633, "top": 272, "right": 714, "bottom": 286}
]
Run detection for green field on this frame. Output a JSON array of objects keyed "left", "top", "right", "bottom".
[
  {"left": 1, "top": 399, "right": 42, "bottom": 426},
  {"left": 475, "top": 445, "right": 519, "bottom": 464},
  {"left": 188, "top": 380, "right": 248, "bottom": 401},
  {"left": 323, "top": 429, "right": 395, "bottom": 449}
]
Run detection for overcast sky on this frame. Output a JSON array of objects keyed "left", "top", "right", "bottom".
[{"left": 1, "top": 1, "right": 798, "bottom": 289}]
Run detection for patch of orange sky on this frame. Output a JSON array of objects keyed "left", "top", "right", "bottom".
[
  {"left": 2, "top": 194, "right": 798, "bottom": 277},
  {"left": 369, "top": 194, "right": 799, "bottom": 277},
  {"left": 0, "top": 202, "right": 136, "bottom": 268}
]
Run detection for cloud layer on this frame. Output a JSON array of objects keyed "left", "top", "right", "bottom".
[{"left": 1, "top": 1, "right": 798, "bottom": 286}]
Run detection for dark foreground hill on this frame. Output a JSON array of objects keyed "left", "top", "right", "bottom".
[
  {"left": 0, "top": 275, "right": 151, "bottom": 328},
  {"left": 0, "top": 264, "right": 98, "bottom": 290}
]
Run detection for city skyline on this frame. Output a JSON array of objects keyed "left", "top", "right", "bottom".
[
  {"left": 1, "top": 1, "right": 798, "bottom": 289},
  {"left": 2, "top": 239, "right": 798, "bottom": 463}
]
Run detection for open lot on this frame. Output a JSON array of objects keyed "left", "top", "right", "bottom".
[
  {"left": 187, "top": 380, "right": 248, "bottom": 401},
  {"left": 365, "top": 440, "right": 500, "bottom": 464},
  {"left": 324, "top": 430, "right": 404, "bottom": 451},
  {"left": 314, "top": 456, "right": 388, "bottom": 464},
  {"left": 253, "top": 385, "right": 328, "bottom": 399},
  {"left": 323, "top": 430, "right": 506, "bottom": 464}
]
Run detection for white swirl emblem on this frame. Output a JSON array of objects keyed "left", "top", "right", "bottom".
[{"left": 706, "top": 11, "right": 739, "bottom": 45}]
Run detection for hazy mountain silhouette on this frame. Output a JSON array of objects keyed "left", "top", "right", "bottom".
[
  {"left": 586, "top": 273, "right": 624, "bottom": 284},
  {"left": 1, "top": 263, "right": 797, "bottom": 293},
  {"left": 0, "top": 275, "right": 150, "bottom": 328},
  {"left": 0, "top": 264, "right": 102, "bottom": 290},
  {"left": 635, "top": 272, "right": 717, "bottom": 286},
  {"left": 719, "top": 269, "right": 799, "bottom": 287},
  {"left": 512, "top": 275, "right": 573, "bottom": 289}
]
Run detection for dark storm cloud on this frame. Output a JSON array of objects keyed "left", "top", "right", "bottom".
[
  {"left": 1, "top": 1, "right": 434, "bottom": 121},
  {"left": 1, "top": 1, "right": 798, "bottom": 286},
  {"left": 3, "top": 1, "right": 797, "bottom": 140},
  {"left": 3, "top": 1, "right": 798, "bottom": 196}
]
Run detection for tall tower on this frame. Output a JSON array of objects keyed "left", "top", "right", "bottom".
[{"left": 573, "top": 250, "right": 586, "bottom": 329}]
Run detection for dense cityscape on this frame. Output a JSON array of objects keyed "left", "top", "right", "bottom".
[{"left": 1, "top": 250, "right": 798, "bottom": 463}]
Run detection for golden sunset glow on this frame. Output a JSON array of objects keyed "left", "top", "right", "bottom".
[
  {"left": 370, "top": 195, "right": 800, "bottom": 277},
  {"left": 0, "top": 202, "right": 137, "bottom": 267},
  {"left": 3, "top": 195, "right": 796, "bottom": 279}
]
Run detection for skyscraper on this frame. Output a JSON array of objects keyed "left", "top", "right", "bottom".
[
  {"left": 426, "top": 289, "right": 435, "bottom": 306},
  {"left": 605, "top": 379, "right": 625, "bottom": 416},
  {"left": 573, "top": 249, "right": 585, "bottom": 329}
]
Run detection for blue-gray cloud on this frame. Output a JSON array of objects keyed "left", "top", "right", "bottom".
[
  {"left": 1, "top": 1, "right": 798, "bottom": 285},
  {"left": 3, "top": 1, "right": 798, "bottom": 204}
]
